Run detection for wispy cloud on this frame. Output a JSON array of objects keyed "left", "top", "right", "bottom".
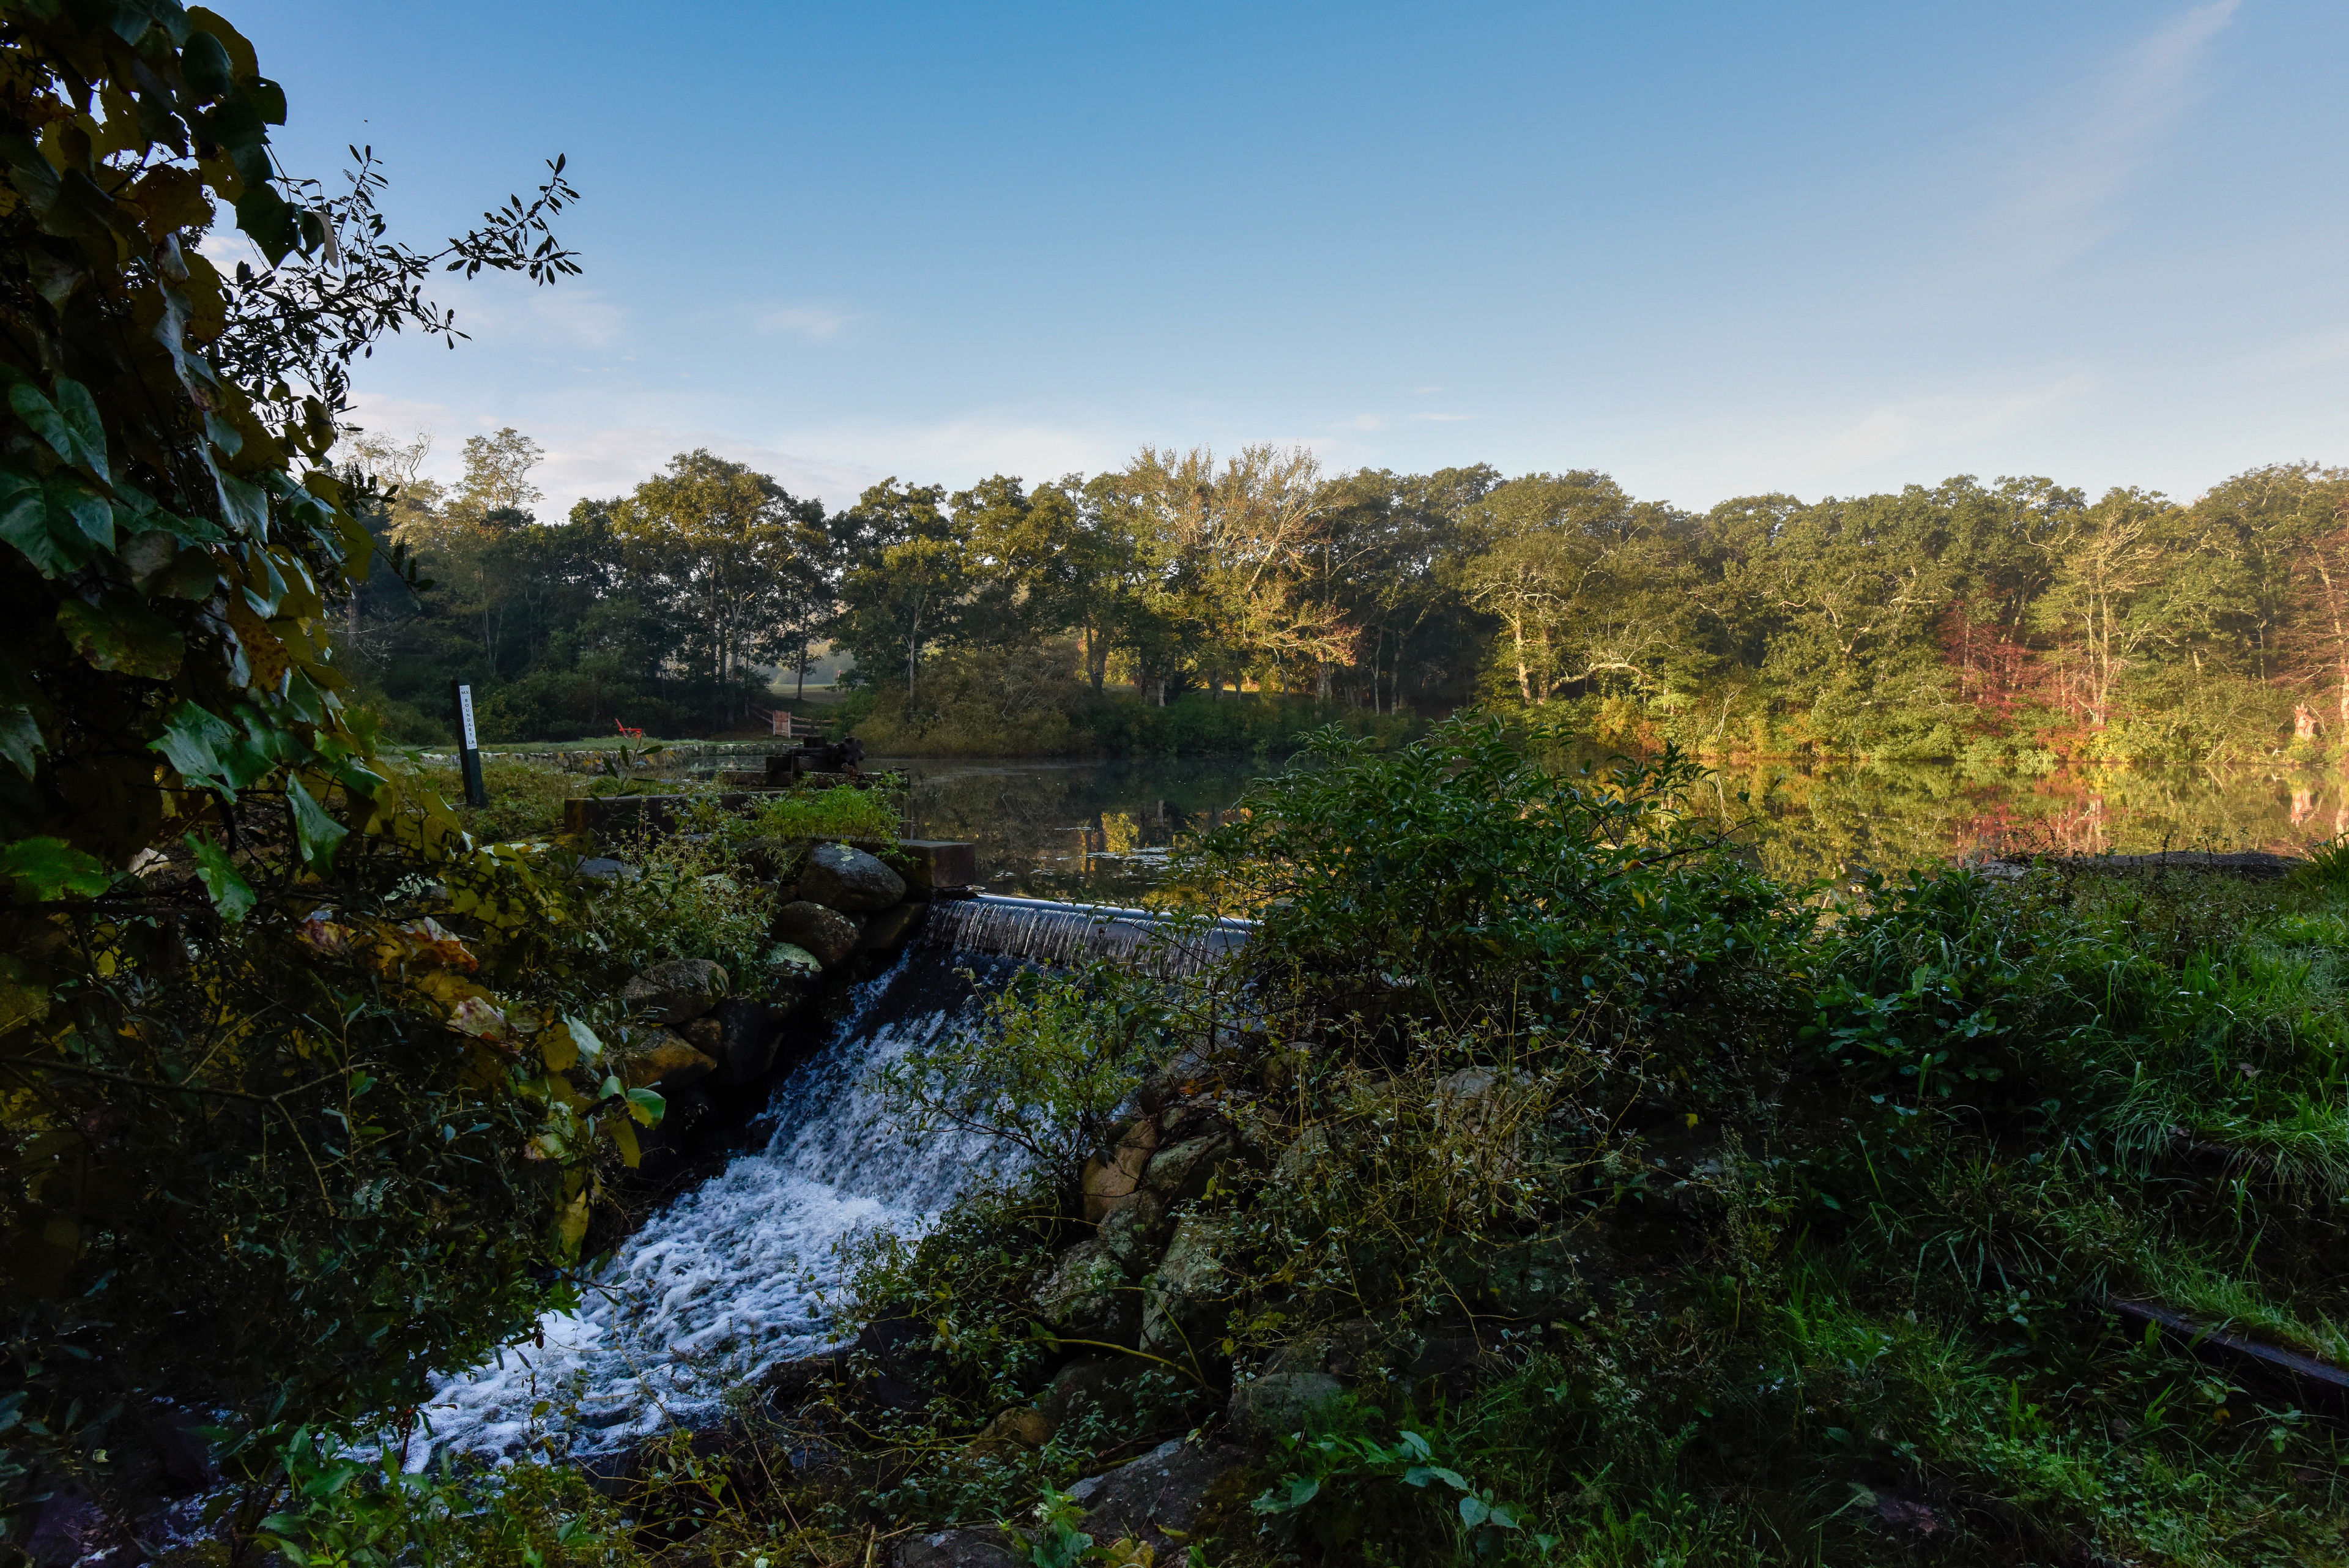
[
  {"left": 758, "top": 305, "right": 855, "bottom": 340},
  {"left": 1611, "top": 372, "right": 2102, "bottom": 512},
  {"left": 538, "top": 428, "right": 880, "bottom": 511},
  {"left": 1809, "top": 374, "right": 2095, "bottom": 475},
  {"left": 409, "top": 277, "right": 629, "bottom": 351},
  {"left": 1409, "top": 412, "right": 1471, "bottom": 423},
  {"left": 1330, "top": 414, "right": 1386, "bottom": 431},
  {"left": 2005, "top": 0, "right": 2241, "bottom": 260},
  {"left": 779, "top": 416, "right": 1116, "bottom": 485},
  {"left": 342, "top": 391, "right": 456, "bottom": 448},
  {"left": 342, "top": 396, "right": 881, "bottom": 513},
  {"left": 530, "top": 291, "right": 626, "bottom": 349}
]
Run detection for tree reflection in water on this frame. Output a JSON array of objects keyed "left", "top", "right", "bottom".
[{"left": 884, "top": 751, "right": 2349, "bottom": 900}]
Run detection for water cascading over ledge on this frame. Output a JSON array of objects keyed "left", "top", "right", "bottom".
[
  {"left": 923, "top": 893, "right": 1253, "bottom": 977},
  {"left": 402, "top": 894, "right": 1248, "bottom": 1467}
]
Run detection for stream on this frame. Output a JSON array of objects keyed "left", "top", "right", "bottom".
[{"left": 408, "top": 948, "right": 1026, "bottom": 1467}]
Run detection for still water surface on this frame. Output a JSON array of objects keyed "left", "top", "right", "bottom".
[{"left": 883, "top": 753, "right": 2349, "bottom": 898}]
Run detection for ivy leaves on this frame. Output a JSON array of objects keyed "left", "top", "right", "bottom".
[
  {"left": 1251, "top": 1419, "right": 1543, "bottom": 1554},
  {"left": 0, "top": 4, "right": 379, "bottom": 878},
  {"left": 148, "top": 700, "right": 274, "bottom": 798},
  {"left": 57, "top": 591, "right": 183, "bottom": 678},
  {"left": 0, "top": 9, "right": 609, "bottom": 1533},
  {"left": 284, "top": 776, "right": 347, "bottom": 869}
]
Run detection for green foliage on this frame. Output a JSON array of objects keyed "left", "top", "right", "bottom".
[
  {"left": 569, "top": 825, "right": 779, "bottom": 978},
  {"left": 749, "top": 781, "right": 904, "bottom": 842},
  {"left": 338, "top": 439, "right": 2349, "bottom": 767},
  {"left": 837, "top": 1173, "right": 1070, "bottom": 1417},
  {"left": 251, "top": 1425, "right": 634, "bottom": 1567},
  {"left": 1180, "top": 715, "right": 1800, "bottom": 1044},
  {"left": 162, "top": 710, "right": 2349, "bottom": 1566},
  {"left": 441, "top": 754, "right": 601, "bottom": 841},
  {"left": 0, "top": 844, "right": 662, "bottom": 1514},
  {"left": 0, "top": 0, "right": 621, "bottom": 1540},
  {"left": 839, "top": 722, "right": 2349, "bottom": 1566},
  {"left": 1250, "top": 1414, "right": 1538, "bottom": 1561},
  {"left": 840, "top": 669, "right": 1420, "bottom": 758},
  {"left": 880, "top": 965, "right": 1176, "bottom": 1178}
]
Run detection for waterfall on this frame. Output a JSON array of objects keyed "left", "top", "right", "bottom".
[
  {"left": 924, "top": 894, "right": 1252, "bottom": 977},
  {"left": 400, "top": 896, "right": 1252, "bottom": 1468},
  {"left": 402, "top": 947, "right": 1025, "bottom": 1468}
]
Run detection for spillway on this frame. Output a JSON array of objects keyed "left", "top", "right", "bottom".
[
  {"left": 404, "top": 946, "right": 1022, "bottom": 1466},
  {"left": 403, "top": 896, "right": 1248, "bottom": 1468}
]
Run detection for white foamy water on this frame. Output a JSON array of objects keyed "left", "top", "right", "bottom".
[{"left": 404, "top": 949, "right": 1023, "bottom": 1467}]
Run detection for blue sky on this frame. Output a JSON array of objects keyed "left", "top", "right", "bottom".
[{"left": 237, "top": 0, "right": 2349, "bottom": 517}]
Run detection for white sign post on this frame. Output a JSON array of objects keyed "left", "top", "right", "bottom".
[{"left": 451, "top": 682, "right": 488, "bottom": 808}]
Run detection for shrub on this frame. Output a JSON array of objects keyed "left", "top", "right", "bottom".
[
  {"left": 1178, "top": 715, "right": 1803, "bottom": 1049},
  {"left": 879, "top": 965, "right": 1178, "bottom": 1184},
  {"left": 749, "top": 782, "right": 904, "bottom": 842},
  {"left": 573, "top": 825, "right": 780, "bottom": 979}
]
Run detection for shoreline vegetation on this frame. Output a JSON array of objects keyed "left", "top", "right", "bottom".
[{"left": 342, "top": 433, "right": 2349, "bottom": 781}]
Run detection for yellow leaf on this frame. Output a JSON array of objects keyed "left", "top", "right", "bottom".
[
  {"left": 221, "top": 595, "right": 288, "bottom": 689},
  {"left": 539, "top": 1025, "right": 579, "bottom": 1074},
  {"left": 547, "top": 1192, "right": 589, "bottom": 1261},
  {"left": 608, "top": 1116, "right": 641, "bottom": 1169}
]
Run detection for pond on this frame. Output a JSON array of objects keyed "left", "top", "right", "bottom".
[
  {"left": 881, "top": 752, "right": 2349, "bottom": 898},
  {"left": 884, "top": 756, "right": 1264, "bottom": 902}
]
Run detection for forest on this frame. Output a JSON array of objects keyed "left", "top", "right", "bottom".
[{"left": 344, "top": 429, "right": 2349, "bottom": 767}]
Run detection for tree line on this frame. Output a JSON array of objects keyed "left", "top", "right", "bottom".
[{"left": 340, "top": 433, "right": 2349, "bottom": 765}]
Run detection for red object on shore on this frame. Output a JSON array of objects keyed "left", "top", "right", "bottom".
[{"left": 614, "top": 719, "right": 645, "bottom": 739}]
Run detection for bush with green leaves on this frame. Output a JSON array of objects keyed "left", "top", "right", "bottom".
[
  {"left": 880, "top": 964, "right": 1178, "bottom": 1185},
  {"left": 190, "top": 706, "right": 2349, "bottom": 1566},
  {"left": 748, "top": 779, "right": 904, "bottom": 843},
  {"left": 247, "top": 1425, "right": 636, "bottom": 1568},
  {"left": 0, "top": 0, "right": 625, "bottom": 1547},
  {"left": 570, "top": 825, "right": 781, "bottom": 980},
  {"left": 1176, "top": 715, "right": 1804, "bottom": 1054}
]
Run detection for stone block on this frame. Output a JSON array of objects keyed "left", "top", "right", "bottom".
[
  {"left": 859, "top": 899, "right": 930, "bottom": 953},
  {"left": 621, "top": 1028, "right": 716, "bottom": 1090},
  {"left": 897, "top": 839, "right": 978, "bottom": 892},
  {"left": 1144, "top": 1131, "right": 1233, "bottom": 1205},
  {"left": 703, "top": 998, "right": 785, "bottom": 1087},
  {"left": 1140, "top": 1216, "right": 1231, "bottom": 1359},
  {"left": 1228, "top": 1371, "right": 1346, "bottom": 1443},
  {"left": 894, "top": 1529, "right": 1020, "bottom": 1568},
  {"left": 1082, "top": 1117, "right": 1161, "bottom": 1223},
  {"left": 1066, "top": 1437, "right": 1252, "bottom": 1558},
  {"left": 562, "top": 793, "right": 764, "bottom": 839},
  {"left": 800, "top": 841, "right": 907, "bottom": 912},
  {"left": 1034, "top": 1238, "right": 1138, "bottom": 1343}
]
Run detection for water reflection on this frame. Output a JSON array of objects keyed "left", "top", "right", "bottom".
[
  {"left": 1699, "top": 760, "right": 2349, "bottom": 886},
  {"left": 883, "top": 752, "right": 2349, "bottom": 897},
  {"left": 881, "top": 756, "right": 1269, "bottom": 901}
]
